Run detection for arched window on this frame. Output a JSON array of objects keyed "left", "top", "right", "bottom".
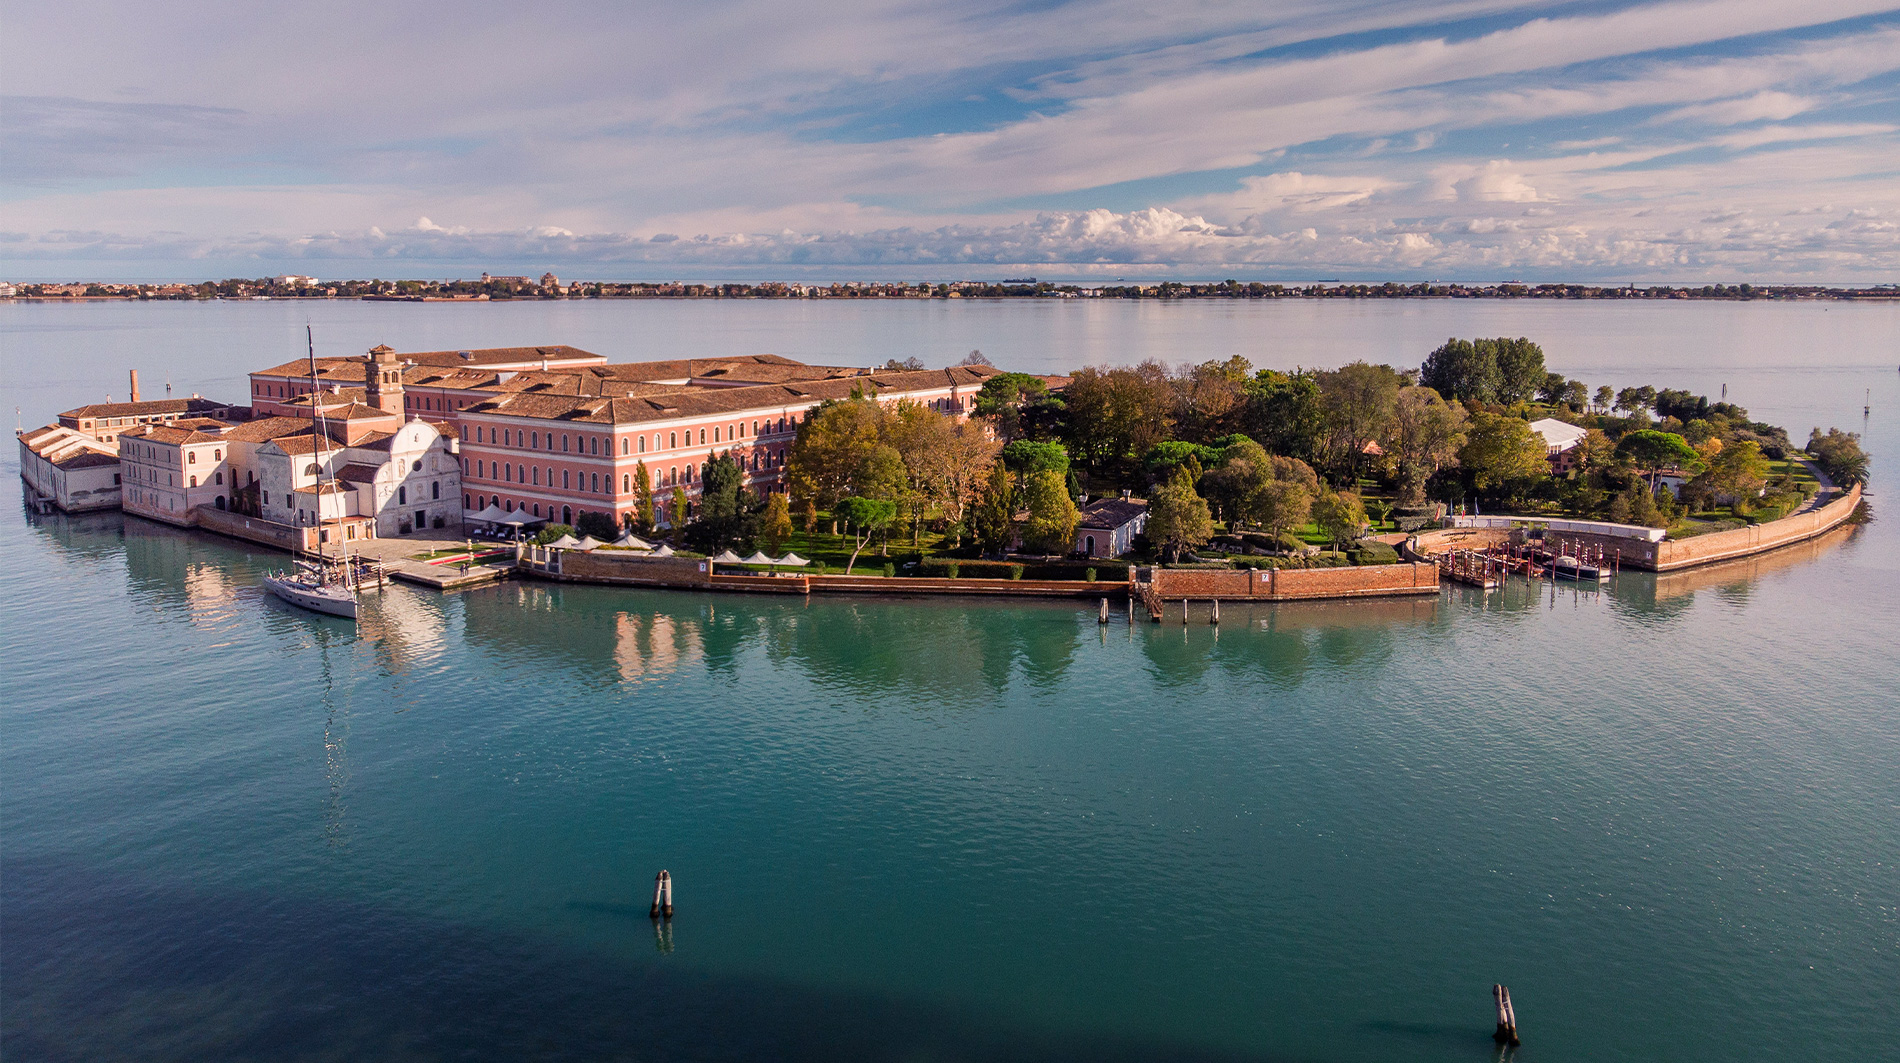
[
  {"left": 532, "top": 431, "right": 539, "bottom": 449},
  {"left": 464, "top": 493, "right": 470, "bottom": 508},
  {"left": 189, "top": 476, "right": 197, "bottom": 487},
  {"left": 637, "top": 435, "right": 645, "bottom": 453},
  {"left": 215, "top": 471, "right": 224, "bottom": 484},
  {"left": 622, "top": 473, "right": 630, "bottom": 492},
  {"left": 562, "top": 434, "right": 570, "bottom": 453},
  {"left": 533, "top": 503, "right": 541, "bottom": 517},
  {"left": 562, "top": 505, "right": 572, "bottom": 524},
  {"left": 432, "top": 481, "right": 440, "bottom": 500},
  {"left": 398, "top": 485, "right": 408, "bottom": 504},
  {"left": 214, "top": 449, "right": 222, "bottom": 460},
  {"left": 504, "top": 464, "right": 513, "bottom": 482},
  {"left": 669, "top": 432, "right": 677, "bottom": 449},
  {"left": 590, "top": 472, "right": 599, "bottom": 493},
  {"left": 590, "top": 437, "right": 598, "bottom": 456},
  {"left": 188, "top": 451, "right": 197, "bottom": 464},
  {"left": 698, "top": 428, "right": 706, "bottom": 445},
  {"left": 621, "top": 438, "right": 628, "bottom": 455},
  {"left": 305, "top": 463, "right": 320, "bottom": 476},
  {"left": 533, "top": 467, "right": 541, "bottom": 485},
  {"left": 562, "top": 469, "right": 570, "bottom": 489},
  {"left": 713, "top": 426, "right": 720, "bottom": 443}
]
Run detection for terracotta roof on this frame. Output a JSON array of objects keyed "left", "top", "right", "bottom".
[
  {"left": 118, "top": 418, "right": 237, "bottom": 445},
  {"left": 398, "top": 345, "right": 604, "bottom": 367},
  {"left": 221, "top": 416, "right": 319, "bottom": 443},
  {"left": 335, "top": 463, "right": 382, "bottom": 483},
  {"left": 405, "top": 367, "right": 504, "bottom": 389},
  {"left": 62, "top": 396, "right": 233, "bottom": 419},
  {"left": 462, "top": 365, "right": 999, "bottom": 427},
  {"left": 18, "top": 424, "right": 120, "bottom": 467},
  {"left": 1078, "top": 497, "right": 1149, "bottom": 530}
]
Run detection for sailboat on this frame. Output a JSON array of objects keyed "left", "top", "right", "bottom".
[{"left": 264, "top": 326, "right": 360, "bottom": 620}]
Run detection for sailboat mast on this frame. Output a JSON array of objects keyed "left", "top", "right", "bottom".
[{"left": 307, "top": 325, "right": 329, "bottom": 566}]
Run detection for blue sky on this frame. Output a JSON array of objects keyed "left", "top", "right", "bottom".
[{"left": 3, "top": 0, "right": 1897, "bottom": 281}]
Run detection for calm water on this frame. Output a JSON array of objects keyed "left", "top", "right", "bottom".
[{"left": 3, "top": 300, "right": 1897, "bottom": 1061}]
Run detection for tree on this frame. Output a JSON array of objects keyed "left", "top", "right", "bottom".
[
  {"left": 1614, "top": 386, "right": 1657, "bottom": 417},
  {"left": 1199, "top": 438, "right": 1273, "bottom": 526},
  {"left": 882, "top": 356, "right": 925, "bottom": 371},
  {"left": 918, "top": 420, "right": 1001, "bottom": 544},
  {"left": 1419, "top": 338, "right": 1500, "bottom": 403},
  {"left": 833, "top": 496, "right": 896, "bottom": 573},
  {"left": 1059, "top": 362, "right": 1173, "bottom": 470},
  {"left": 699, "top": 453, "right": 744, "bottom": 521},
  {"left": 1020, "top": 469, "right": 1080, "bottom": 554},
  {"left": 1170, "top": 356, "right": 1252, "bottom": 443},
  {"left": 1388, "top": 386, "right": 1468, "bottom": 504},
  {"left": 958, "top": 349, "right": 993, "bottom": 366},
  {"left": 670, "top": 486, "right": 690, "bottom": 529},
  {"left": 972, "top": 462, "right": 1015, "bottom": 555},
  {"left": 1241, "top": 369, "right": 1327, "bottom": 464},
  {"left": 1257, "top": 479, "right": 1312, "bottom": 541},
  {"left": 632, "top": 460, "right": 656, "bottom": 534},
  {"left": 972, "top": 372, "right": 1049, "bottom": 441},
  {"left": 1459, "top": 413, "right": 1550, "bottom": 492},
  {"left": 761, "top": 492, "right": 794, "bottom": 554},
  {"left": 1000, "top": 439, "right": 1069, "bottom": 477},
  {"left": 1807, "top": 427, "right": 1869, "bottom": 485},
  {"left": 1318, "top": 361, "right": 1403, "bottom": 476},
  {"left": 1594, "top": 385, "right": 1614, "bottom": 412},
  {"left": 1692, "top": 439, "right": 1769, "bottom": 510},
  {"left": 1489, "top": 338, "right": 1547, "bottom": 405},
  {"left": 1147, "top": 466, "right": 1213, "bottom": 561},
  {"left": 1311, "top": 489, "right": 1369, "bottom": 548},
  {"left": 786, "top": 396, "right": 883, "bottom": 510},
  {"left": 1615, "top": 429, "right": 1703, "bottom": 490}
]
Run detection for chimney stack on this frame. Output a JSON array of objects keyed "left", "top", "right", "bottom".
[{"left": 129, "top": 369, "right": 140, "bottom": 404}]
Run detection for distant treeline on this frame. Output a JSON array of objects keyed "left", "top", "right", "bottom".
[{"left": 14, "top": 278, "right": 1897, "bottom": 302}]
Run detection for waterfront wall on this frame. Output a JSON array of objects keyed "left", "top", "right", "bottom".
[
  {"left": 186, "top": 506, "right": 311, "bottom": 552},
  {"left": 1407, "top": 483, "right": 1862, "bottom": 572},
  {"left": 1152, "top": 563, "right": 1439, "bottom": 601}
]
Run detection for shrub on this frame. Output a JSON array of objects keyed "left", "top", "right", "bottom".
[
  {"left": 1347, "top": 541, "right": 1401, "bottom": 566},
  {"left": 882, "top": 561, "right": 895, "bottom": 577},
  {"left": 1085, "top": 567, "right": 1097, "bottom": 582},
  {"left": 1009, "top": 563, "right": 1024, "bottom": 580},
  {"left": 812, "top": 561, "right": 827, "bottom": 574},
  {"left": 946, "top": 561, "right": 959, "bottom": 579}
]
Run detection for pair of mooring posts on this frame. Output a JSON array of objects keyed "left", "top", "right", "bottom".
[
  {"left": 1492, "top": 984, "right": 1521, "bottom": 1047},
  {"left": 648, "top": 869, "right": 674, "bottom": 920},
  {"left": 1170, "top": 598, "right": 1218, "bottom": 625}
]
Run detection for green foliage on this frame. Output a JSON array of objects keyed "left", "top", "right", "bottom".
[
  {"left": 1007, "top": 563, "right": 1024, "bottom": 580},
  {"left": 1807, "top": 427, "right": 1869, "bottom": 485},
  {"left": 1085, "top": 567, "right": 1097, "bottom": 582},
  {"left": 531, "top": 523, "right": 576, "bottom": 545},
  {"left": 698, "top": 453, "right": 745, "bottom": 520},
  {"left": 1419, "top": 337, "right": 1544, "bottom": 404},
  {"left": 1312, "top": 489, "right": 1369, "bottom": 548},
  {"left": 882, "top": 561, "right": 896, "bottom": 577},
  {"left": 1389, "top": 386, "right": 1468, "bottom": 503},
  {"left": 575, "top": 511, "right": 619, "bottom": 540},
  {"left": 1002, "top": 439, "right": 1070, "bottom": 477},
  {"left": 833, "top": 495, "right": 897, "bottom": 572},
  {"left": 946, "top": 561, "right": 959, "bottom": 579},
  {"left": 1615, "top": 430, "right": 1703, "bottom": 487},
  {"left": 1240, "top": 370, "right": 1326, "bottom": 464},
  {"left": 1460, "top": 412, "right": 1550, "bottom": 491},
  {"left": 631, "top": 460, "right": 656, "bottom": 534},
  {"left": 972, "top": 462, "right": 1015, "bottom": 554},
  {"left": 973, "top": 372, "right": 1050, "bottom": 439},
  {"left": 1021, "top": 469, "right": 1081, "bottom": 553},
  {"left": 1148, "top": 466, "right": 1214, "bottom": 561},
  {"left": 761, "top": 492, "right": 794, "bottom": 554}
]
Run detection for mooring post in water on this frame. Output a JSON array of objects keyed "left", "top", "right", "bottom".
[
  {"left": 1181, "top": 599, "right": 1189, "bottom": 625},
  {"left": 1210, "top": 599, "right": 1220, "bottom": 625},
  {"left": 1492, "top": 984, "right": 1520, "bottom": 1046},
  {"left": 649, "top": 870, "right": 667, "bottom": 919},
  {"left": 660, "top": 870, "right": 674, "bottom": 919},
  {"left": 1099, "top": 598, "right": 1110, "bottom": 624}
]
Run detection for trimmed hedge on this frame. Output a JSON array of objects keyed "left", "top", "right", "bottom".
[{"left": 918, "top": 558, "right": 1113, "bottom": 581}]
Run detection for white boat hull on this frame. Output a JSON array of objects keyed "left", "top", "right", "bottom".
[{"left": 264, "top": 574, "right": 359, "bottom": 619}]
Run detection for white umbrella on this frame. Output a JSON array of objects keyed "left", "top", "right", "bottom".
[
  {"left": 739, "top": 551, "right": 773, "bottom": 566},
  {"left": 612, "top": 532, "right": 653, "bottom": 549},
  {"left": 775, "top": 552, "right": 810, "bottom": 566},
  {"left": 574, "top": 535, "right": 604, "bottom": 550},
  {"left": 547, "top": 533, "right": 581, "bottom": 548},
  {"left": 650, "top": 544, "right": 675, "bottom": 557},
  {"left": 710, "top": 549, "right": 744, "bottom": 563}
]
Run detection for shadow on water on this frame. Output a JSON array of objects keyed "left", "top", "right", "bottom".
[{"left": 3, "top": 859, "right": 1323, "bottom": 1063}]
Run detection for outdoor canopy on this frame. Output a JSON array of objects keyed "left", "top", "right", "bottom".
[
  {"left": 574, "top": 535, "right": 604, "bottom": 551},
  {"left": 739, "top": 551, "right": 774, "bottom": 565},
  {"left": 709, "top": 549, "right": 744, "bottom": 563},
  {"left": 612, "top": 533, "right": 653, "bottom": 549},
  {"left": 545, "top": 533, "right": 581, "bottom": 548},
  {"left": 775, "top": 552, "right": 810, "bottom": 566}
]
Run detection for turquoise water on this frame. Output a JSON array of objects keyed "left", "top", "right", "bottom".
[{"left": 4, "top": 301, "right": 1897, "bottom": 1060}]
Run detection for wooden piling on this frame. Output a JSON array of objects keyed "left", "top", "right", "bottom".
[
  {"left": 1210, "top": 599, "right": 1219, "bottom": 625},
  {"left": 1181, "top": 599, "right": 1189, "bottom": 625},
  {"left": 649, "top": 870, "right": 666, "bottom": 919},
  {"left": 660, "top": 870, "right": 674, "bottom": 919},
  {"left": 1492, "top": 984, "right": 1520, "bottom": 1046},
  {"left": 1099, "top": 598, "right": 1111, "bottom": 624}
]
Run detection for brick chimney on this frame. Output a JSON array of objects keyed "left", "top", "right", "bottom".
[
  {"left": 364, "top": 344, "right": 404, "bottom": 415},
  {"left": 129, "top": 369, "right": 140, "bottom": 403}
]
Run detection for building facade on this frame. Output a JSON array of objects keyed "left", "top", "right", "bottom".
[{"left": 17, "top": 425, "right": 122, "bottom": 512}]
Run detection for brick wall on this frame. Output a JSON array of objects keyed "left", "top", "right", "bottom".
[
  {"left": 1653, "top": 483, "right": 1861, "bottom": 571},
  {"left": 1152, "top": 563, "right": 1438, "bottom": 601},
  {"left": 555, "top": 551, "right": 713, "bottom": 586}
]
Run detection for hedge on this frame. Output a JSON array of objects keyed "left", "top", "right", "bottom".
[{"left": 918, "top": 558, "right": 1116, "bottom": 581}]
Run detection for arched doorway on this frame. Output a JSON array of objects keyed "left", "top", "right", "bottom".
[
  {"left": 215, "top": 496, "right": 227, "bottom": 510},
  {"left": 562, "top": 505, "right": 572, "bottom": 525},
  {"left": 1085, "top": 534, "right": 1095, "bottom": 556}
]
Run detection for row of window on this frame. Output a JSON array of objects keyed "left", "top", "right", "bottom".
[{"left": 469, "top": 413, "right": 803, "bottom": 456}]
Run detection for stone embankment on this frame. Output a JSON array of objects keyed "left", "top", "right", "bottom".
[
  {"left": 1406, "top": 482, "right": 1863, "bottom": 572},
  {"left": 523, "top": 546, "right": 1440, "bottom": 602}
]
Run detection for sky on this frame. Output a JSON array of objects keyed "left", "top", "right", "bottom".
[{"left": 3, "top": 0, "right": 1898, "bottom": 282}]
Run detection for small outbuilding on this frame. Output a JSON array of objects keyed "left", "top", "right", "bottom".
[{"left": 1074, "top": 496, "right": 1149, "bottom": 559}]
